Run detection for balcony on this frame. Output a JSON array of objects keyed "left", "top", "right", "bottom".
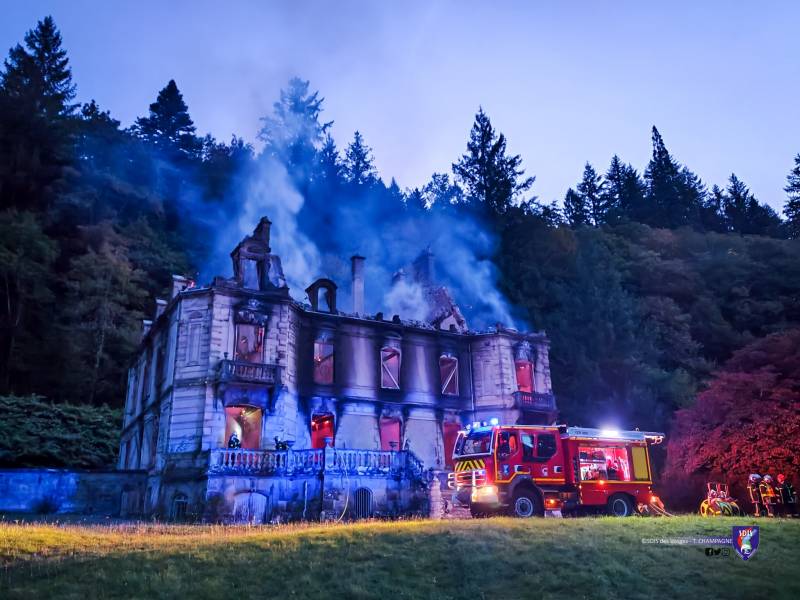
[
  {"left": 208, "top": 447, "right": 424, "bottom": 480},
  {"left": 512, "top": 391, "right": 556, "bottom": 412},
  {"left": 217, "top": 359, "right": 280, "bottom": 386}
]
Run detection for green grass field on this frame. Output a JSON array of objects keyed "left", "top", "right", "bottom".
[{"left": 1, "top": 516, "right": 798, "bottom": 599}]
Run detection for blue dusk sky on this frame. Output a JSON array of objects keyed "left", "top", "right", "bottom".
[{"left": 2, "top": 1, "right": 798, "bottom": 211}]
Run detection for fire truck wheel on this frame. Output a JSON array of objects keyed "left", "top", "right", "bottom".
[
  {"left": 607, "top": 493, "right": 635, "bottom": 517},
  {"left": 510, "top": 490, "right": 542, "bottom": 518}
]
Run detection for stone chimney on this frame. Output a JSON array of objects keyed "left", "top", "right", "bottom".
[
  {"left": 412, "top": 248, "right": 435, "bottom": 286},
  {"left": 351, "top": 255, "right": 365, "bottom": 315},
  {"left": 253, "top": 216, "right": 272, "bottom": 251},
  {"left": 155, "top": 298, "right": 167, "bottom": 319},
  {"left": 171, "top": 275, "right": 190, "bottom": 299}
]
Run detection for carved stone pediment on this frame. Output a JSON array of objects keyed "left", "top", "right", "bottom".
[
  {"left": 514, "top": 340, "right": 533, "bottom": 362},
  {"left": 235, "top": 299, "right": 271, "bottom": 326}
]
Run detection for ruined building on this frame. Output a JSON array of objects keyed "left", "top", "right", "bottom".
[{"left": 117, "top": 217, "right": 557, "bottom": 522}]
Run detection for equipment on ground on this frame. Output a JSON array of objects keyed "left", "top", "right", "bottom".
[{"left": 699, "top": 482, "right": 741, "bottom": 516}]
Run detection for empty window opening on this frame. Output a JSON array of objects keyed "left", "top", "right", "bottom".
[
  {"left": 439, "top": 355, "right": 459, "bottom": 396},
  {"left": 224, "top": 406, "right": 263, "bottom": 449},
  {"left": 313, "top": 340, "right": 334, "bottom": 384},
  {"left": 242, "top": 259, "right": 259, "bottom": 289},
  {"left": 318, "top": 288, "right": 335, "bottom": 312},
  {"left": 379, "top": 417, "right": 401, "bottom": 451},
  {"left": 380, "top": 347, "right": 401, "bottom": 389},
  {"left": 235, "top": 324, "right": 265, "bottom": 363},
  {"left": 515, "top": 360, "right": 534, "bottom": 393},
  {"left": 311, "top": 413, "right": 335, "bottom": 449}
]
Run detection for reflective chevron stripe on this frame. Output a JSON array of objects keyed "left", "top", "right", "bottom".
[{"left": 455, "top": 459, "right": 486, "bottom": 472}]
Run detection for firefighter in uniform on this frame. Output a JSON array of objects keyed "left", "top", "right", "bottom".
[
  {"left": 747, "top": 474, "right": 763, "bottom": 517},
  {"left": 759, "top": 475, "right": 777, "bottom": 517},
  {"left": 777, "top": 474, "right": 798, "bottom": 517}
]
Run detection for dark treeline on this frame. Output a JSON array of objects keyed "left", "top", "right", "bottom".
[{"left": 2, "top": 16, "right": 800, "bottom": 449}]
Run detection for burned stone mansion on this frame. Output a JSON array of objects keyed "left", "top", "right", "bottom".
[{"left": 0, "top": 217, "right": 557, "bottom": 522}]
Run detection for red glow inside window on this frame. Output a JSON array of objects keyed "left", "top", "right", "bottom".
[
  {"left": 379, "top": 417, "right": 401, "bottom": 451},
  {"left": 311, "top": 413, "right": 335, "bottom": 449},
  {"left": 515, "top": 360, "right": 534, "bottom": 393}
]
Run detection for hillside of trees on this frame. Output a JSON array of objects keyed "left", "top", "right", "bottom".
[{"left": 1, "top": 17, "right": 799, "bottom": 472}]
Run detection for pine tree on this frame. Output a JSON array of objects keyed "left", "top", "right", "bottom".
[
  {"left": 722, "top": 174, "right": 750, "bottom": 233},
  {"left": 316, "top": 134, "right": 342, "bottom": 183},
  {"left": 342, "top": 131, "right": 377, "bottom": 185},
  {"left": 603, "top": 155, "right": 645, "bottom": 223},
  {"left": 134, "top": 80, "right": 199, "bottom": 159},
  {"left": 699, "top": 185, "right": 728, "bottom": 233},
  {"left": 452, "top": 108, "right": 534, "bottom": 216},
  {"left": 785, "top": 154, "right": 800, "bottom": 238},
  {"left": 722, "top": 174, "right": 783, "bottom": 237},
  {"left": 0, "top": 15, "right": 76, "bottom": 119},
  {"left": 644, "top": 127, "right": 703, "bottom": 228},
  {"left": 258, "top": 77, "right": 331, "bottom": 180},
  {"left": 422, "top": 172, "right": 463, "bottom": 209},
  {"left": 0, "top": 16, "right": 76, "bottom": 210},
  {"left": 563, "top": 188, "right": 589, "bottom": 227},
  {"left": 576, "top": 163, "right": 606, "bottom": 226}
]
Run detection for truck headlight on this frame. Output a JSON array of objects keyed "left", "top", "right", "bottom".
[{"left": 471, "top": 485, "right": 499, "bottom": 503}]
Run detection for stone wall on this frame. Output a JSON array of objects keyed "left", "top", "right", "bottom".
[{"left": 0, "top": 469, "right": 146, "bottom": 516}]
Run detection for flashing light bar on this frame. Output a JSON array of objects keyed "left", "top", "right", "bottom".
[
  {"left": 566, "top": 427, "right": 665, "bottom": 444},
  {"left": 466, "top": 417, "right": 501, "bottom": 431}
]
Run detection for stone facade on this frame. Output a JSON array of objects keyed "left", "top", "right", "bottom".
[{"left": 112, "top": 216, "right": 557, "bottom": 523}]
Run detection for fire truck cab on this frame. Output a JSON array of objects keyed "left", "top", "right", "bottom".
[{"left": 447, "top": 423, "right": 664, "bottom": 518}]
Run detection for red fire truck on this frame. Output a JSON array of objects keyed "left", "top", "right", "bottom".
[{"left": 447, "top": 423, "right": 664, "bottom": 517}]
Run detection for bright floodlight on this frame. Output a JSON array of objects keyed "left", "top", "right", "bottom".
[
  {"left": 600, "top": 429, "right": 621, "bottom": 438},
  {"left": 489, "top": 417, "right": 499, "bottom": 426}
]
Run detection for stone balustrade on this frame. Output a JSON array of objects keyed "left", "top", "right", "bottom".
[
  {"left": 217, "top": 359, "right": 280, "bottom": 385},
  {"left": 208, "top": 447, "right": 424, "bottom": 480},
  {"left": 512, "top": 390, "right": 557, "bottom": 412}
]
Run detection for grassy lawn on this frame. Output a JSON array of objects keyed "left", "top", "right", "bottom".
[{"left": 1, "top": 516, "right": 798, "bottom": 599}]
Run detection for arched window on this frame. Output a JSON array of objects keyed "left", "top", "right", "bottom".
[
  {"left": 439, "top": 355, "right": 459, "bottom": 396},
  {"left": 313, "top": 337, "right": 334, "bottom": 384},
  {"left": 171, "top": 493, "right": 189, "bottom": 521},
  {"left": 380, "top": 346, "right": 401, "bottom": 389}
]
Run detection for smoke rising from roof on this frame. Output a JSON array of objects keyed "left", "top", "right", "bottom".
[{"left": 202, "top": 156, "right": 517, "bottom": 331}]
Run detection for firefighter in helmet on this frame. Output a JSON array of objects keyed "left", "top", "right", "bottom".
[
  {"left": 747, "top": 474, "right": 763, "bottom": 517},
  {"left": 760, "top": 475, "right": 777, "bottom": 517},
  {"left": 777, "top": 474, "right": 798, "bottom": 517}
]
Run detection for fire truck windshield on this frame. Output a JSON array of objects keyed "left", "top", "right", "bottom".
[{"left": 454, "top": 430, "right": 493, "bottom": 456}]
